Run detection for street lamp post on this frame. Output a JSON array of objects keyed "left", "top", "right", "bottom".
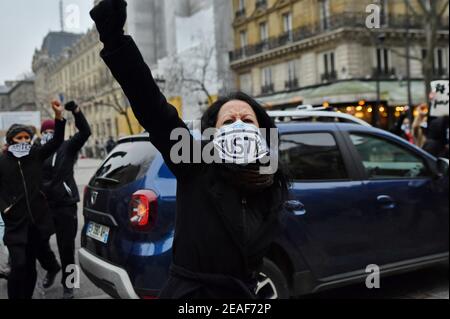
[
  {"left": 374, "top": 33, "right": 386, "bottom": 128},
  {"left": 405, "top": 2, "right": 414, "bottom": 125}
]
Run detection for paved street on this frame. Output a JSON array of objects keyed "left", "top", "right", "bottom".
[{"left": 0, "top": 158, "right": 448, "bottom": 299}]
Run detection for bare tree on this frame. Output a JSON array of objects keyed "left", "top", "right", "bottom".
[
  {"left": 88, "top": 68, "right": 135, "bottom": 135},
  {"left": 404, "top": 0, "right": 449, "bottom": 101},
  {"left": 164, "top": 38, "right": 218, "bottom": 112}
]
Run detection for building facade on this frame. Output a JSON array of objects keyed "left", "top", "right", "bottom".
[
  {"left": 0, "top": 86, "right": 10, "bottom": 112},
  {"left": 230, "top": 0, "right": 449, "bottom": 128},
  {"left": 158, "top": 0, "right": 235, "bottom": 120},
  {"left": 0, "top": 80, "right": 37, "bottom": 112},
  {"left": 32, "top": 29, "right": 143, "bottom": 158}
]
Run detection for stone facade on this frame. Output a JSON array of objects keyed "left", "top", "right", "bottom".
[
  {"left": 0, "top": 80, "right": 37, "bottom": 112},
  {"left": 32, "top": 29, "right": 143, "bottom": 158},
  {"left": 230, "top": 0, "right": 449, "bottom": 109}
]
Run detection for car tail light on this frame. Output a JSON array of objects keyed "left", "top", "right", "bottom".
[{"left": 129, "top": 190, "right": 158, "bottom": 231}]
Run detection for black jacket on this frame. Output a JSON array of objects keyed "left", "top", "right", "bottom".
[
  {"left": 424, "top": 116, "right": 449, "bottom": 158},
  {"left": 101, "top": 37, "right": 283, "bottom": 298},
  {"left": 42, "top": 111, "right": 91, "bottom": 208},
  {"left": 0, "top": 119, "right": 66, "bottom": 246}
]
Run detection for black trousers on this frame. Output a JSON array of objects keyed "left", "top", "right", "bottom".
[
  {"left": 38, "top": 204, "right": 78, "bottom": 289},
  {"left": 7, "top": 226, "right": 50, "bottom": 299}
]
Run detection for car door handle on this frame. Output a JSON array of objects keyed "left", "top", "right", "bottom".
[
  {"left": 284, "top": 200, "right": 306, "bottom": 216},
  {"left": 377, "top": 195, "right": 396, "bottom": 210}
]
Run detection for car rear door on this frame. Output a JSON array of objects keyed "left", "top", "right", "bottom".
[
  {"left": 344, "top": 130, "right": 449, "bottom": 265},
  {"left": 280, "top": 128, "right": 373, "bottom": 279}
]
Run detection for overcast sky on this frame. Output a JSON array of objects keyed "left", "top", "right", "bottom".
[{"left": 0, "top": 0, "right": 94, "bottom": 85}]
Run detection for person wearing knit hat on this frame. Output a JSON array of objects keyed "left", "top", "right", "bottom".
[
  {"left": 0, "top": 101, "right": 66, "bottom": 300},
  {"left": 5, "top": 124, "right": 34, "bottom": 146},
  {"left": 41, "top": 120, "right": 55, "bottom": 134},
  {"left": 40, "top": 120, "right": 56, "bottom": 146}
]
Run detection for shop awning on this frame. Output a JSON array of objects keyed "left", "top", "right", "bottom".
[
  {"left": 256, "top": 90, "right": 311, "bottom": 108},
  {"left": 257, "top": 80, "right": 428, "bottom": 108}
]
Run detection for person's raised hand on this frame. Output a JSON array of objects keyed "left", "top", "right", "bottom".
[
  {"left": 90, "top": 0, "right": 127, "bottom": 47},
  {"left": 51, "top": 100, "right": 64, "bottom": 120}
]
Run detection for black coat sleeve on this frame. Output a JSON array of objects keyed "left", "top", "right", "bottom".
[
  {"left": 38, "top": 118, "right": 66, "bottom": 161},
  {"left": 66, "top": 111, "right": 92, "bottom": 154},
  {"left": 100, "top": 36, "right": 195, "bottom": 179}
]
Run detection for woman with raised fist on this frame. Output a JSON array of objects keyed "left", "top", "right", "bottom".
[{"left": 90, "top": 0, "right": 289, "bottom": 299}]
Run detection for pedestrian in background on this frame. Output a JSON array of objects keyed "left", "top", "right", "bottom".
[
  {"left": 412, "top": 104, "right": 428, "bottom": 148},
  {"left": 37, "top": 101, "right": 92, "bottom": 299},
  {"left": 424, "top": 115, "right": 449, "bottom": 159},
  {"left": 391, "top": 107, "right": 414, "bottom": 144},
  {"left": 0, "top": 101, "right": 66, "bottom": 299},
  {"left": 105, "top": 136, "right": 117, "bottom": 154}
]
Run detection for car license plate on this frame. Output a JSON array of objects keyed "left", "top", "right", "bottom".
[{"left": 86, "top": 222, "right": 110, "bottom": 244}]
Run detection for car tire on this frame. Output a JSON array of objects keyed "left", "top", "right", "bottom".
[{"left": 256, "top": 258, "right": 290, "bottom": 300}]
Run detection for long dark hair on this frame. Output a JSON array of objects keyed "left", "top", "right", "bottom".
[{"left": 201, "top": 92, "right": 290, "bottom": 201}]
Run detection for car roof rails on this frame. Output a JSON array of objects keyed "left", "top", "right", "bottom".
[{"left": 268, "top": 109, "right": 372, "bottom": 127}]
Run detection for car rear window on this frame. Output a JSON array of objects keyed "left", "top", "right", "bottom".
[{"left": 90, "top": 140, "right": 158, "bottom": 189}]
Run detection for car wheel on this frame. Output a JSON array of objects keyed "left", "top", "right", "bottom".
[{"left": 255, "top": 258, "right": 290, "bottom": 300}]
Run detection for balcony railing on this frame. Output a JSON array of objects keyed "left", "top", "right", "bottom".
[
  {"left": 320, "top": 71, "right": 338, "bottom": 83},
  {"left": 372, "top": 67, "right": 397, "bottom": 79},
  {"left": 433, "top": 68, "right": 449, "bottom": 79},
  {"left": 230, "top": 12, "right": 449, "bottom": 62},
  {"left": 285, "top": 78, "right": 299, "bottom": 90},
  {"left": 261, "top": 83, "right": 274, "bottom": 94}
]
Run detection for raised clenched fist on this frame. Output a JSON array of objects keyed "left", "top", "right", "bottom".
[
  {"left": 51, "top": 100, "right": 64, "bottom": 120},
  {"left": 90, "top": 0, "right": 127, "bottom": 47}
]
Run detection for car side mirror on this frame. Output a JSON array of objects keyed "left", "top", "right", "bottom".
[{"left": 435, "top": 158, "right": 449, "bottom": 178}]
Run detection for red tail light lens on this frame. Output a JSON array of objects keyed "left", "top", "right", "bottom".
[{"left": 129, "top": 190, "right": 158, "bottom": 231}]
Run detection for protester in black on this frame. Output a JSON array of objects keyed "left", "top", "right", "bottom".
[
  {"left": 0, "top": 101, "right": 65, "bottom": 299},
  {"left": 37, "top": 102, "right": 92, "bottom": 299},
  {"left": 90, "top": 0, "right": 289, "bottom": 299},
  {"left": 105, "top": 136, "right": 117, "bottom": 154},
  {"left": 423, "top": 115, "right": 449, "bottom": 158}
]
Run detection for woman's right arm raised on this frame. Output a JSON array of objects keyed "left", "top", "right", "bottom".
[{"left": 90, "top": 0, "right": 194, "bottom": 178}]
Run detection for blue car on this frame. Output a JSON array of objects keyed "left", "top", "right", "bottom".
[{"left": 79, "top": 121, "right": 449, "bottom": 299}]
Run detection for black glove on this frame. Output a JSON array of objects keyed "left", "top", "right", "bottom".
[
  {"left": 65, "top": 101, "right": 78, "bottom": 112},
  {"left": 90, "top": 0, "right": 127, "bottom": 49}
]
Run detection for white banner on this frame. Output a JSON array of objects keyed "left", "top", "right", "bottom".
[{"left": 430, "top": 81, "right": 449, "bottom": 117}]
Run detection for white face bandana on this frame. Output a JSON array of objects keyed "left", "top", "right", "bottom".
[
  {"left": 213, "top": 120, "right": 269, "bottom": 165},
  {"left": 8, "top": 143, "right": 32, "bottom": 159},
  {"left": 40, "top": 132, "right": 54, "bottom": 145}
]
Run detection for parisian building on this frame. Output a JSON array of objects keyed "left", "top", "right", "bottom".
[
  {"left": 32, "top": 29, "right": 144, "bottom": 158},
  {"left": 230, "top": 0, "right": 449, "bottom": 129},
  {"left": 0, "top": 79, "right": 37, "bottom": 112}
]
